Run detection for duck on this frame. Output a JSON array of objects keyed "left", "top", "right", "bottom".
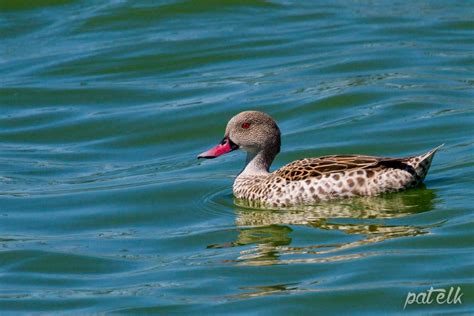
[{"left": 197, "top": 110, "right": 442, "bottom": 207}]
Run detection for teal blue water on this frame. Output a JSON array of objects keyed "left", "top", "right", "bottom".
[{"left": 1, "top": 0, "right": 473, "bottom": 314}]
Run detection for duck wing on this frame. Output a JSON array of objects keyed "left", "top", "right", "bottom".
[{"left": 274, "top": 155, "right": 415, "bottom": 181}]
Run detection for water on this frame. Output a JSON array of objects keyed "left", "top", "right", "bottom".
[{"left": 1, "top": 0, "right": 473, "bottom": 314}]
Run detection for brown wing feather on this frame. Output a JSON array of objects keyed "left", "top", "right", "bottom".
[{"left": 274, "top": 155, "right": 412, "bottom": 181}]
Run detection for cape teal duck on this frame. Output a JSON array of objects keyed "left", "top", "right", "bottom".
[{"left": 198, "top": 111, "right": 442, "bottom": 207}]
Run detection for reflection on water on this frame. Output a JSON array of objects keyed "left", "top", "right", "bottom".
[
  {"left": 209, "top": 188, "right": 441, "bottom": 266},
  {"left": 230, "top": 283, "right": 304, "bottom": 300}
]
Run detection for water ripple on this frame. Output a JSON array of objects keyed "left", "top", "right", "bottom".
[{"left": 1, "top": 0, "right": 473, "bottom": 314}]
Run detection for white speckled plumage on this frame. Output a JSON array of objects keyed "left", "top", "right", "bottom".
[{"left": 198, "top": 111, "right": 442, "bottom": 207}]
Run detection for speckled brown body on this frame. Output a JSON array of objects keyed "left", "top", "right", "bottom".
[
  {"left": 198, "top": 111, "right": 441, "bottom": 208},
  {"left": 233, "top": 148, "right": 440, "bottom": 207}
]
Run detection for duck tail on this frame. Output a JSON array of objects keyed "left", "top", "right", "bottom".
[{"left": 409, "top": 144, "right": 444, "bottom": 180}]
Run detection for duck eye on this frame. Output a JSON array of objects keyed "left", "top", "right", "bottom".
[{"left": 241, "top": 122, "right": 250, "bottom": 129}]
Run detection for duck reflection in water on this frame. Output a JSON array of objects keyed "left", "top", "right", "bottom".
[{"left": 208, "top": 187, "right": 441, "bottom": 266}]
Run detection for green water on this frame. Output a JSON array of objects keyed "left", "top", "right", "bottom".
[{"left": 1, "top": 0, "right": 473, "bottom": 314}]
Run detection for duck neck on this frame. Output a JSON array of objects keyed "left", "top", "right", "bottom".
[{"left": 240, "top": 148, "right": 276, "bottom": 176}]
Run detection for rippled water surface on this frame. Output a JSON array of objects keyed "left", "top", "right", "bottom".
[{"left": 1, "top": 0, "right": 473, "bottom": 314}]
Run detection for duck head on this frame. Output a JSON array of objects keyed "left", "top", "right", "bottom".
[{"left": 197, "top": 111, "right": 281, "bottom": 173}]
